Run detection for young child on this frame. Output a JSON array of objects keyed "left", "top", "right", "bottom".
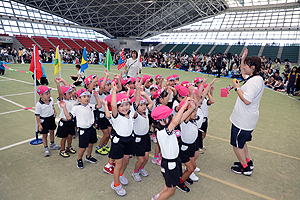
[
  {"left": 70, "top": 64, "right": 84, "bottom": 86},
  {"left": 35, "top": 86, "right": 60, "bottom": 157},
  {"left": 60, "top": 88, "right": 101, "bottom": 169},
  {"left": 131, "top": 83, "right": 154, "bottom": 182},
  {"left": 155, "top": 74, "right": 165, "bottom": 89},
  {"left": 110, "top": 83, "right": 135, "bottom": 196},
  {"left": 286, "top": 66, "right": 298, "bottom": 96},
  {"left": 55, "top": 78, "right": 77, "bottom": 158},
  {"left": 142, "top": 75, "right": 153, "bottom": 96},
  {"left": 151, "top": 98, "right": 195, "bottom": 200}
]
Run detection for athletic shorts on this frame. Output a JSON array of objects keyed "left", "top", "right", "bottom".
[
  {"left": 161, "top": 157, "right": 182, "bottom": 188},
  {"left": 56, "top": 119, "right": 76, "bottom": 138},
  {"left": 200, "top": 117, "right": 208, "bottom": 133},
  {"left": 195, "top": 130, "right": 203, "bottom": 149},
  {"left": 109, "top": 130, "right": 135, "bottom": 160},
  {"left": 230, "top": 123, "right": 253, "bottom": 149},
  {"left": 96, "top": 111, "right": 112, "bottom": 130},
  {"left": 78, "top": 126, "right": 97, "bottom": 148},
  {"left": 134, "top": 133, "right": 151, "bottom": 157},
  {"left": 39, "top": 115, "right": 57, "bottom": 134},
  {"left": 179, "top": 140, "right": 196, "bottom": 163}
]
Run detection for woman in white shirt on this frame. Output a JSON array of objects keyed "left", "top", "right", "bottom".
[{"left": 124, "top": 50, "right": 142, "bottom": 78}]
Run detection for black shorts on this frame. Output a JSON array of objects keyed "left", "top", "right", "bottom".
[
  {"left": 56, "top": 119, "right": 76, "bottom": 138},
  {"left": 161, "top": 157, "right": 182, "bottom": 188},
  {"left": 230, "top": 123, "right": 253, "bottom": 149},
  {"left": 148, "top": 113, "right": 154, "bottom": 126},
  {"left": 78, "top": 126, "right": 98, "bottom": 148},
  {"left": 195, "top": 130, "right": 203, "bottom": 149},
  {"left": 109, "top": 130, "right": 135, "bottom": 160},
  {"left": 134, "top": 133, "right": 151, "bottom": 157},
  {"left": 200, "top": 117, "right": 208, "bottom": 133},
  {"left": 96, "top": 111, "right": 112, "bottom": 130},
  {"left": 179, "top": 140, "right": 196, "bottom": 163},
  {"left": 39, "top": 115, "right": 57, "bottom": 134}
]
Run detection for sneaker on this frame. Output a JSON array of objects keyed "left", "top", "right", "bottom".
[
  {"left": 77, "top": 159, "right": 84, "bottom": 169},
  {"left": 139, "top": 168, "right": 149, "bottom": 177},
  {"left": 85, "top": 155, "right": 97, "bottom": 163},
  {"left": 152, "top": 135, "right": 157, "bottom": 143},
  {"left": 49, "top": 143, "right": 61, "bottom": 150},
  {"left": 44, "top": 147, "right": 50, "bottom": 157},
  {"left": 111, "top": 181, "right": 126, "bottom": 196},
  {"left": 132, "top": 172, "right": 142, "bottom": 182},
  {"left": 176, "top": 183, "right": 190, "bottom": 193},
  {"left": 103, "top": 164, "right": 114, "bottom": 175},
  {"left": 202, "top": 146, "right": 206, "bottom": 151},
  {"left": 158, "top": 153, "right": 162, "bottom": 160},
  {"left": 234, "top": 160, "right": 254, "bottom": 170},
  {"left": 59, "top": 150, "right": 70, "bottom": 158},
  {"left": 185, "top": 177, "right": 193, "bottom": 185},
  {"left": 286, "top": 93, "right": 289, "bottom": 96},
  {"left": 194, "top": 167, "right": 200, "bottom": 172},
  {"left": 290, "top": 93, "right": 294, "bottom": 96},
  {"left": 119, "top": 174, "right": 128, "bottom": 185},
  {"left": 103, "top": 144, "right": 110, "bottom": 152},
  {"left": 151, "top": 157, "right": 161, "bottom": 165},
  {"left": 151, "top": 194, "right": 159, "bottom": 200},
  {"left": 199, "top": 148, "right": 205, "bottom": 154},
  {"left": 95, "top": 147, "right": 108, "bottom": 155},
  {"left": 231, "top": 165, "right": 252, "bottom": 176},
  {"left": 189, "top": 172, "right": 199, "bottom": 182},
  {"left": 66, "top": 147, "right": 76, "bottom": 154}
]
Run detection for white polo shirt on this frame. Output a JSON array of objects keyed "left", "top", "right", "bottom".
[
  {"left": 70, "top": 103, "right": 96, "bottom": 128},
  {"left": 98, "top": 92, "right": 110, "bottom": 112},
  {"left": 180, "top": 120, "right": 198, "bottom": 144},
  {"left": 133, "top": 108, "right": 149, "bottom": 136},
  {"left": 157, "top": 128, "right": 179, "bottom": 159},
  {"left": 200, "top": 98, "right": 210, "bottom": 117},
  {"left": 111, "top": 112, "right": 134, "bottom": 137},
  {"left": 35, "top": 97, "right": 54, "bottom": 118},
  {"left": 230, "top": 76, "right": 264, "bottom": 130},
  {"left": 196, "top": 107, "right": 204, "bottom": 128}
]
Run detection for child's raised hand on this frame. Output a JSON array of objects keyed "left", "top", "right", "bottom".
[
  {"left": 100, "top": 99, "right": 108, "bottom": 105},
  {"left": 55, "top": 77, "right": 60, "bottom": 84},
  {"left": 92, "top": 90, "right": 98, "bottom": 97},
  {"left": 112, "top": 82, "right": 118, "bottom": 91},
  {"left": 209, "top": 78, "right": 217, "bottom": 86},
  {"left": 203, "top": 78, "right": 208, "bottom": 85},
  {"left": 141, "top": 91, "right": 147, "bottom": 97},
  {"left": 104, "top": 69, "right": 109, "bottom": 76},
  {"left": 113, "top": 74, "right": 119, "bottom": 79},
  {"left": 242, "top": 48, "right": 248, "bottom": 60},
  {"left": 210, "top": 86, "right": 214, "bottom": 94},
  {"left": 188, "top": 84, "right": 194, "bottom": 93},
  {"left": 59, "top": 100, "right": 66, "bottom": 108}
]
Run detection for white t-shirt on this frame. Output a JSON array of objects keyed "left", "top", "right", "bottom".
[
  {"left": 200, "top": 98, "right": 210, "bottom": 117},
  {"left": 126, "top": 58, "right": 142, "bottom": 78},
  {"left": 57, "top": 98, "right": 74, "bottom": 120},
  {"left": 157, "top": 128, "right": 179, "bottom": 159},
  {"left": 133, "top": 108, "right": 149, "bottom": 136},
  {"left": 70, "top": 103, "right": 96, "bottom": 128},
  {"left": 35, "top": 97, "right": 55, "bottom": 118},
  {"left": 196, "top": 107, "right": 204, "bottom": 128},
  {"left": 180, "top": 120, "right": 198, "bottom": 144},
  {"left": 77, "top": 70, "right": 84, "bottom": 81},
  {"left": 111, "top": 112, "right": 134, "bottom": 137},
  {"left": 230, "top": 76, "right": 264, "bottom": 130},
  {"left": 172, "top": 99, "right": 180, "bottom": 116}
]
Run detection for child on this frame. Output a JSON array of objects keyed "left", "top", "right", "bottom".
[
  {"left": 286, "top": 66, "right": 298, "bottom": 96},
  {"left": 151, "top": 98, "right": 195, "bottom": 200},
  {"left": 35, "top": 86, "right": 60, "bottom": 157},
  {"left": 55, "top": 78, "right": 77, "bottom": 158},
  {"left": 70, "top": 64, "right": 84, "bottom": 86},
  {"left": 110, "top": 82, "right": 135, "bottom": 196},
  {"left": 131, "top": 85, "right": 154, "bottom": 182},
  {"left": 0, "top": 57, "right": 5, "bottom": 75},
  {"left": 60, "top": 88, "right": 102, "bottom": 169},
  {"left": 142, "top": 75, "right": 153, "bottom": 96},
  {"left": 155, "top": 74, "right": 165, "bottom": 89},
  {"left": 193, "top": 77, "right": 203, "bottom": 89}
]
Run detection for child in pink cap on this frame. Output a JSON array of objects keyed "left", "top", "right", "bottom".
[
  {"left": 35, "top": 85, "right": 60, "bottom": 157},
  {"left": 155, "top": 74, "right": 165, "bottom": 89},
  {"left": 151, "top": 98, "right": 195, "bottom": 200}
]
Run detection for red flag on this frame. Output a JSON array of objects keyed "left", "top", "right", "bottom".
[
  {"left": 29, "top": 46, "right": 43, "bottom": 80},
  {"left": 117, "top": 49, "right": 125, "bottom": 70},
  {"left": 138, "top": 49, "right": 142, "bottom": 63}
]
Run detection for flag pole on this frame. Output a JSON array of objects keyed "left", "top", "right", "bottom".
[
  {"left": 107, "top": 47, "right": 109, "bottom": 71},
  {"left": 30, "top": 45, "right": 43, "bottom": 145}
]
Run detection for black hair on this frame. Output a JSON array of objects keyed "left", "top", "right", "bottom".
[
  {"left": 75, "top": 64, "right": 81, "bottom": 69},
  {"left": 152, "top": 115, "right": 173, "bottom": 131},
  {"left": 132, "top": 50, "right": 138, "bottom": 58},
  {"left": 244, "top": 56, "right": 261, "bottom": 76}
]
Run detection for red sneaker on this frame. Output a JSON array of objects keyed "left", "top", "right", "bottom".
[{"left": 103, "top": 164, "right": 114, "bottom": 175}]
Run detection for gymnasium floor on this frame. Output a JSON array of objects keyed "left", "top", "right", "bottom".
[{"left": 0, "top": 64, "right": 299, "bottom": 200}]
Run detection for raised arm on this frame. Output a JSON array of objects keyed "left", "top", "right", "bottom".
[
  {"left": 93, "top": 90, "right": 102, "bottom": 109},
  {"left": 111, "top": 82, "right": 118, "bottom": 117},
  {"left": 99, "top": 69, "right": 109, "bottom": 94},
  {"left": 141, "top": 91, "right": 154, "bottom": 110},
  {"left": 59, "top": 100, "right": 71, "bottom": 120},
  {"left": 55, "top": 77, "right": 63, "bottom": 100}
]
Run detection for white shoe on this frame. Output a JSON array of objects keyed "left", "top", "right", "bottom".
[
  {"left": 189, "top": 172, "right": 199, "bottom": 182},
  {"left": 119, "top": 174, "right": 128, "bottom": 185},
  {"left": 111, "top": 181, "right": 126, "bottom": 196},
  {"left": 194, "top": 167, "right": 200, "bottom": 172}
]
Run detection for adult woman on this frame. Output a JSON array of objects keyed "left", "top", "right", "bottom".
[
  {"left": 230, "top": 49, "right": 264, "bottom": 176},
  {"left": 124, "top": 50, "right": 142, "bottom": 78}
]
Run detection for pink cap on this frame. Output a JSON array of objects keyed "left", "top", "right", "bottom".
[
  {"left": 194, "top": 89, "right": 198, "bottom": 95},
  {"left": 131, "top": 77, "right": 137, "bottom": 83},
  {"left": 37, "top": 85, "right": 51, "bottom": 95},
  {"left": 84, "top": 77, "right": 93, "bottom": 85},
  {"left": 111, "top": 78, "right": 118, "bottom": 85},
  {"left": 194, "top": 77, "right": 203, "bottom": 84},
  {"left": 178, "top": 100, "right": 188, "bottom": 111},
  {"left": 167, "top": 75, "right": 175, "bottom": 81},
  {"left": 98, "top": 77, "right": 111, "bottom": 86},
  {"left": 121, "top": 77, "right": 131, "bottom": 86},
  {"left": 130, "top": 96, "right": 147, "bottom": 104},
  {"left": 61, "top": 85, "right": 72, "bottom": 94},
  {"left": 177, "top": 86, "right": 189, "bottom": 97},
  {"left": 69, "top": 84, "right": 76, "bottom": 88},
  {"left": 172, "top": 74, "right": 179, "bottom": 79},
  {"left": 151, "top": 105, "right": 173, "bottom": 120},
  {"left": 143, "top": 75, "right": 153, "bottom": 84},
  {"left": 90, "top": 74, "right": 97, "bottom": 79},
  {"left": 174, "top": 84, "right": 181, "bottom": 91},
  {"left": 76, "top": 88, "right": 91, "bottom": 98},
  {"left": 129, "top": 89, "right": 135, "bottom": 98},
  {"left": 116, "top": 93, "right": 130, "bottom": 104},
  {"left": 149, "top": 84, "right": 160, "bottom": 90},
  {"left": 155, "top": 74, "right": 163, "bottom": 80},
  {"left": 181, "top": 81, "right": 190, "bottom": 88},
  {"left": 136, "top": 77, "right": 142, "bottom": 82},
  {"left": 152, "top": 89, "right": 162, "bottom": 99},
  {"left": 105, "top": 94, "right": 112, "bottom": 111}
]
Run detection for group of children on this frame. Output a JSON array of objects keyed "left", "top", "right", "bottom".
[{"left": 35, "top": 67, "right": 216, "bottom": 199}]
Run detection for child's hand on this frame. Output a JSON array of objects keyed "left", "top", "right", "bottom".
[
  {"left": 59, "top": 100, "right": 66, "bottom": 108},
  {"left": 104, "top": 69, "right": 109, "bottom": 76},
  {"left": 188, "top": 84, "right": 194, "bottom": 93},
  {"left": 112, "top": 82, "right": 118, "bottom": 91},
  {"left": 203, "top": 78, "right": 208, "bottom": 85},
  {"left": 189, "top": 99, "right": 196, "bottom": 109},
  {"left": 210, "top": 86, "right": 214, "bottom": 95},
  {"left": 141, "top": 91, "right": 147, "bottom": 97},
  {"left": 38, "top": 124, "right": 43, "bottom": 132},
  {"left": 55, "top": 77, "right": 60, "bottom": 84},
  {"left": 126, "top": 85, "right": 131, "bottom": 91},
  {"left": 167, "top": 86, "right": 172, "bottom": 94},
  {"left": 209, "top": 78, "right": 217, "bottom": 86},
  {"left": 113, "top": 74, "right": 119, "bottom": 79},
  {"left": 100, "top": 99, "right": 108, "bottom": 105},
  {"left": 92, "top": 90, "right": 98, "bottom": 97}
]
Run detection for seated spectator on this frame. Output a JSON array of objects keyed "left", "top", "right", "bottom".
[
  {"left": 231, "top": 65, "right": 241, "bottom": 78},
  {"left": 221, "top": 66, "right": 228, "bottom": 76},
  {"left": 273, "top": 79, "right": 284, "bottom": 91},
  {"left": 266, "top": 76, "right": 275, "bottom": 88}
]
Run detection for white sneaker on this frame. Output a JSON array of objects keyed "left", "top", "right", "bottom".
[
  {"left": 189, "top": 172, "right": 199, "bottom": 182},
  {"left": 139, "top": 168, "right": 149, "bottom": 177},
  {"left": 49, "top": 143, "right": 61, "bottom": 150},
  {"left": 202, "top": 146, "right": 206, "bottom": 151},
  {"left": 132, "top": 172, "right": 142, "bottom": 182},
  {"left": 44, "top": 147, "right": 50, "bottom": 157},
  {"left": 111, "top": 181, "right": 126, "bottom": 196},
  {"left": 194, "top": 167, "right": 200, "bottom": 172},
  {"left": 119, "top": 174, "right": 128, "bottom": 185},
  {"left": 199, "top": 148, "right": 205, "bottom": 154}
]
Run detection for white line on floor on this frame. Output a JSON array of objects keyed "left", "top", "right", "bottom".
[
  {"left": 0, "top": 137, "right": 38, "bottom": 151},
  {"left": 1, "top": 91, "right": 35, "bottom": 97},
  {"left": 0, "top": 109, "right": 25, "bottom": 115}
]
